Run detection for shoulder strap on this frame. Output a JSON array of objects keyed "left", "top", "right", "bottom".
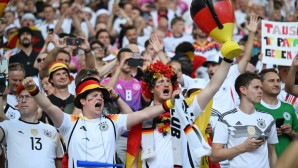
[
  {"left": 106, "top": 116, "right": 116, "bottom": 140},
  {"left": 66, "top": 118, "right": 79, "bottom": 153}
]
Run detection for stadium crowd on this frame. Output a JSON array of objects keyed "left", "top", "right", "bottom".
[{"left": 0, "top": 0, "right": 298, "bottom": 168}]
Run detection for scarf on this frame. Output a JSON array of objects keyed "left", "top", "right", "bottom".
[{"left": 140, "top": 94, "right": 211, "bottom": 167}]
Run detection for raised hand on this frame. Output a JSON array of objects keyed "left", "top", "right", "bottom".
[
  {"left": 22, "top": 77, "right": 37, "bottom": 91},
  {"left": 77, "top": 36, "right": 91, "bottom": 51},
  {"left": 149, "top": 33, "right": 164, "bottom": 53},
  {"left": 246, "top": 15, "right": 260, "bottom": 33}
]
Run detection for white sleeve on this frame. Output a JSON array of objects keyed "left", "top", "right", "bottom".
[
  {"left": 58, "top": 113, "right": 72, "bottom": 140},
  {"left": 113, "top": 114, "right": 128, "bottom": 137},
  {"left": 213, "top": 120, "right": 229, "bottom": 144},
  {"left": 267, "top": 120, "right": 279, "bottom": 144},
  {"left": 189, "top": 95, "right": 203, "bottom": 118},
  {"left": 0, "top": 121, "right": 9, "bottom": 144}
]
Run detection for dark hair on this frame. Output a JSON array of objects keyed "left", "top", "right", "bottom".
[
  {"left": 175, "top": 42, "right": 195, "bottom": 53},
  {"left": 117, "top": 48, "right": 133, "bottom": 61},
  {"left": 95, "top": 29, "right": 110, "bottom": 41},
  {"left": 18, "top": 27, "right": 33, "bottom": 38},
  {"left": 124, "top": 25, "right": 136, "bottom": 35},
  {"left": 259, "top": 68, "right": 278, "bottom": 82},
  {"left": 132, "top": 6, "right": 143, "bottom": 16},
  {"left": 235, "top": 72, "right": 261, "bottom": 98},
  {"left": 75, "top": 68, "right": 100, "bottom": 86},
  {"left": 43, "top": 4, "right": 55, "bottom": 12},
  {"left": 144, "top": 39, "right": 150, "bottom": 48},
  {"left": 90, "top": 40, "right": 106, "bottom": 55},
  {"left": 171, "top": 17, "right": 184, "bottom": 28}
]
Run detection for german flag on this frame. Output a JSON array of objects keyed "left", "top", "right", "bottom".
[{"left": 0, "top": 0, "right": 9, "bottom": 17}]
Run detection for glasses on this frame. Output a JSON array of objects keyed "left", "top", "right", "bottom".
[
  {"left": 37, "top": 58, "right": 45, "bottom": 63},
  {"left": 16, "top": 95, "right": 32, "bottom": 102}
]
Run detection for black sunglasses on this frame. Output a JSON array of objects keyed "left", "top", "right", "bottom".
[{"left": 37, "top": 58, "right": 45, "bottom": 63}]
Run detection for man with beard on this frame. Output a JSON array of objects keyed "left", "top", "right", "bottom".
[
  {"left": 255, "top": 68, "right": 298, "bottom": 157},
  {"left": 41, "top": 62, "right": 74, "bottom": 125},
  {"left": 9, "top": 27, "right": 38, "bottom": 77}
]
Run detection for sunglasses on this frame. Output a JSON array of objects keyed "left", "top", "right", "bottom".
[{"left": 37, "top": 58, "right": 45, "bottom": 63}]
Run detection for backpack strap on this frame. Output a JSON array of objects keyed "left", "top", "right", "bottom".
[{"left": 66, "top": 118, "right": 79, "bottom": 153}]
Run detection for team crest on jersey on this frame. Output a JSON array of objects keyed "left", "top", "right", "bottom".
[
  {"left": 43, "top": 129, "right": 52, "bottom": 138},
  {"left": 31, "top": 129, "right": 38, "bottom": 136},
  {"left": 247, "top": 126, "right": 256, "bottom": 135},
  {"left": 283, "top": 112, "right": 291, "bottom": 121},
  {"left": 257, "top": 118, "right": 266, "bottom": 129},
  {"left": 99, "top": 122, "right": 108, "bottom": 131},
  {"left": 133, "top": 83, "right": 140, "bottom": 90},
  {"left": 7, "top": 111, "right": 15, "bottom": 119}
]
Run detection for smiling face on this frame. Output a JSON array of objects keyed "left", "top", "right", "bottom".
[
  {"left": 50, "top": 69, "right": 70, "bottom": 88},
  {"left": 151, "top": 75, "right": 173, "bottom": 104},
  {"left": 80, "top": 90, "right": 105, "bottom": 118}
]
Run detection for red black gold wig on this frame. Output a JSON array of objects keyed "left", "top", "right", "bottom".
[{"left": 141, "top": 61, "right": 178, "bottom": 100}]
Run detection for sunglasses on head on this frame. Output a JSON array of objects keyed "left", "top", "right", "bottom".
[{"left": 37, "top": 58, "right": 45, "bottom": 63}]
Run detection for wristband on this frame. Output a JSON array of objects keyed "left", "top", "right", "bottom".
[
  {"left": 112, "top": 93, "right": 120, "bottom": 101},
  {"left": 162, "top": 99, "right": 174, "bottom": 111},
  {"left": 27, "top": 85, "right": 39, "bottom": 96},
  {"left": 223, "top": 57, "right": 233, "bottom": 64}
]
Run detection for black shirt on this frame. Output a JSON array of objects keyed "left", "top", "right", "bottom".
[{"left": 9, "top": 50, "right": 39, "bottom": 77}]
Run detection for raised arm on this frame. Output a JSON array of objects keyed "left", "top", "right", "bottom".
[
  {"left": 196, "top": 60, "right": 231, "bottom": 110},
  {"left": 126, "top": 90, "right": 179, "bottom": 129},
  {"left": 149, "top": 33, "right": 170, "bottom": 64},
  {"left": 77, "top": 36, "right": 95, "bottom": 69},
  {"left": 238, "top": 15, "right": 260, "bottom": 74},
  {"left": 285, "top": 54, "right": 298, "bottom": 95},
  {"left": 106, "top": 87, "right": 133, "bottom": 114},
  {"left": 96, "top": 59, "right": 117, "bottom": 79},
  {"left": 22, "top": 77, "right": 64, "bottom": 128}
]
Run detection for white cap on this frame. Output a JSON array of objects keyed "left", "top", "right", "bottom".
[
  {"left": 186, "top": 78, "right": 208, "bottom": 95},
  {"left": 22, "top": 13, "right": 35, "bottom": 21},
  {"left": 202, "top": 52, "right": 222, "bottom": 67},
  {"left": 4, "top": 23, "right": 18, "bottom": 37},
  {"left": 95, "top": 9, "right": 110, "bottom": 17},
  {"left": 83, "top": 7, "right": 94, "bottom": 15}
]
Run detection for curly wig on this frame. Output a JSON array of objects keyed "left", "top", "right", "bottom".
[{"left": 141, "top": 61, "right": 178, "bottom": 100}]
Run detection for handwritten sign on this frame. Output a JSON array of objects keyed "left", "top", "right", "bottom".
[{"left": 262, "top": 20, "right": 298, "bottom": 66}]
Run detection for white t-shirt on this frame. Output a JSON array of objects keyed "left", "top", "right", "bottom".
[
  {"left": 143, "top": 97, "right": 202, "bottom": 167},
  {"left": 164, "top": 35, "right": 194, "bottom": 58},
  {"left": 58, "top": 113, "right": 128, "bottom": 168},
  {"left": 0, "top": 119, "right": 63, "bottom": 168},
  {"left": 213, "top": 107, "right": 278, "bottom": 168},
  {"left": 210, "top": 64, "right": 240, "bottom": 129}
]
